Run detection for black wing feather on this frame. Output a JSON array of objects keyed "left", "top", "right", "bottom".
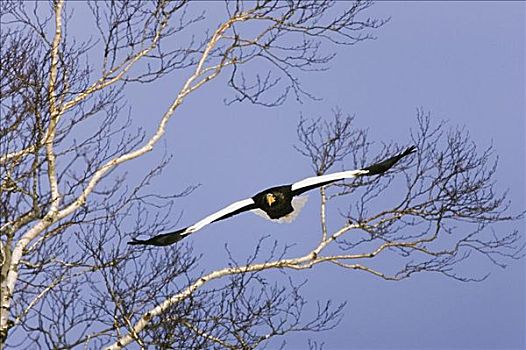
[
  {"left": 362, "top": 146, "right": 416, "bottom": 175},
  {"left": 128, "top": 227, "right": 188, "bottom": 246}
]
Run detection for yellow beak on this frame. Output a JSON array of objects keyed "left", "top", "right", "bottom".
[{"left": 266, "top": 193, "right": 276, "bottom": 206}]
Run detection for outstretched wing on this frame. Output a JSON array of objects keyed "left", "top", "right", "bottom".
[
  {"left": 291, "top": 169, "right": 368, "bottom": 196},
  {"left": 291, "top": 146, "right": 417, "bottom": 196},
  {"left": 128, "top": 198, "right": 256, "bottom": 246}
]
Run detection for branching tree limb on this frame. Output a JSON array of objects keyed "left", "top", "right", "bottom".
[
  {"left": 1, "top": 1, "right": 385, "bottom": 347},
  {"left": 105, "top": 113, "right": 522, "bottom": 349}
]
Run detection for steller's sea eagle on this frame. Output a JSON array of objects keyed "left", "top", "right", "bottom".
[{"left": 129, "top": 146, "right": 416, "bottom": 246}]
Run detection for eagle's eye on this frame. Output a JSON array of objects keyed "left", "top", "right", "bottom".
[{"left": 265, "top": 193, "right": 276, "bottom": 206}]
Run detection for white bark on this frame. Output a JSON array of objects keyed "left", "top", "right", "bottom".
[{"left": 0, "top": 4, "right": 248, "bottom": 342}]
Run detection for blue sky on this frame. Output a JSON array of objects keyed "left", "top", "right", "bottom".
[{"left": 88, "top": 1, "right": 525, "bottom": 349}]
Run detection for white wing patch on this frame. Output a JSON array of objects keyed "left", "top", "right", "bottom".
[
  {"left": 185, "top": 198, "right": 255, "bottom": 235},
  {"left": 291, "top": 169, "right": 368, "bottom": 192},
  {"left": 251, "top": 195, "right": 309, "bottom": 224}
]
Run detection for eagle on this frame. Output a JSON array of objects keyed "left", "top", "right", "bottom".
[{"left": 129, "top": 146, "right": 416, "bottom": 246}]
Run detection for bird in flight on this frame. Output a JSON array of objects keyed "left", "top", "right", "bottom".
[{"left": 129, "top": 146, "right": 416, "bottom": 246}]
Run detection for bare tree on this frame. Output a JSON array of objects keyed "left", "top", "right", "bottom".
[
  {"left": 295, "top": 109, "right": 523, "bottom": 281},
  {"left": 0, "top": 1, "right": 522, "bottom": 349},
  {"left": 0, "top": 0, "right": 384, "bottom": 348}
]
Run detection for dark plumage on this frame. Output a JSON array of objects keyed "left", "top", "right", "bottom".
[
  {"left": 252, "top": 185, "right": 294, "bottom": 219},
  {"left": 129, "top": 146, "right": 416, "bottom": 246},
  {"left": 362, "top": 146, "right": 416, "bottom": 175}
]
